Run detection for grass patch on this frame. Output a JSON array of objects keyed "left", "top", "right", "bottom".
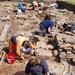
[{"left": 64, "top": 0, "right": 75, "bottom": 5}]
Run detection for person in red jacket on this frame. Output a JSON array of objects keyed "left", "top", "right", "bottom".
[{"left": 9, "top": 35, "right": 35, "bottom": 59}]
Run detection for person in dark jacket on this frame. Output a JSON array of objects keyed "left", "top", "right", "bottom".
[
  {"left": 25, "top": 56, "right": 56, "bottom": 75},
  {"left": 40, "top": 14, "right": 56, "bottom": 34}
]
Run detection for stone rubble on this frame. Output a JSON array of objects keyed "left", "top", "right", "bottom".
[{"left": 0, "top": 1, "right": 75, "bottom": 75}]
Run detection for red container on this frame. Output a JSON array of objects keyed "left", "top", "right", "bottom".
[{"left": 7, "top": 53, "right": 16, "bottom": 64}]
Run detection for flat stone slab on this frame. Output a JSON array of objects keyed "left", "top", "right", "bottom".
[
  {"left": 16, "top": 14, "right": 26, "bottom": 19},
  {"left": 3, "top": 3, "right": 12, "bottom": 6},
  {"left": 60, "top": 43, "right": 72, "bottom": 48},
  {"left": 0, "top": 25, "right": 10, "bottom": 41},
  {"left": 57, "top": 33, "right": 63, "bottom": 44},
  {"left": 67, "top": 53, "right": 75, "bottom": 59},
  {"left": 1, "top": 15, "right": 10, "bottom": 21},
  {"left": 36, "top": 49, "right": 53, "bottom": 57},
  {"left": 46, "top": 45, "right": 54, "bottom": 50},
  {"left": 36, "top": 42, "right": 46, "bottom": 49},
  {"left": 62, "top": 34, "right": 75, "bottom": 44}
]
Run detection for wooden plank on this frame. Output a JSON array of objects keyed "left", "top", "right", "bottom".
[
  {"left": 0, "top": 51, "right": 5, "bottom": 66},
  {"left": 0, "top": 25, "right": 10, "bottom": 41}
]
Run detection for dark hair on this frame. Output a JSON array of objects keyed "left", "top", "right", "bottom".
[
  {"left": 11, "top": 36, "right": 17, "bottom": 44},
  {"left": 22, "top": 41, "right": 30, "bottom": 49},
  {"left": 44, "top": 14, "right": 51, "bottom": 20},
  {"left": 63, "top": 23, "right": 67, "bottom": 28}
]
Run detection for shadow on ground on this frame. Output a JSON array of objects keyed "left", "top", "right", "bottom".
[
  {"left": 13, "top": 71, "right": 25, "bottom": 75},
  {"left": 56, "top": 1, "right": 75, "bottom": 13},
  {"left": 2, "top": 47, "right": 9, "bottom": 54},
  {"left": 68, "top": 59, "right": 75, "bottom": 66}
]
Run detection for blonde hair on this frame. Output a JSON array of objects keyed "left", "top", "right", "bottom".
[{"left": 29, "top": 56, "right": 41, "bottom": 65}]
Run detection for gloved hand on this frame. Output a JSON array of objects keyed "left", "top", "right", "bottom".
[
  {"left": 30, "top": 49, "right": 35, "bottom": 55},
  {"left": 51, "top": 30, "right": 57, "bottom": 37}
]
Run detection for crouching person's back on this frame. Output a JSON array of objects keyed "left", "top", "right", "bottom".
[{"left": 25, "top": 56, "right": 56, "bottom": 75}]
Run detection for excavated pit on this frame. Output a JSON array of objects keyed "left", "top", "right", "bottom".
[{"left": 0, "top": 1, "right": 75, "bottom": 75}]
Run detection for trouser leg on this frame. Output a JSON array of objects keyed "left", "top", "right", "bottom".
[
  {"left": 21, "top": 8, "right": 26, "bottom": 12},
  {"left": 40, "top": 24, "right": 46, "bottom": 36}
]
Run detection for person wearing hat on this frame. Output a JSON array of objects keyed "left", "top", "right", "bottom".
[
  {"left": 25, "top": 56, "right": 56, "bottom": 75},
  {"left": 9, "top": 35, "right": 36, "bottom": 60},
  {"left": 18, "top": 0, "right": 26, "bottom": 13}
]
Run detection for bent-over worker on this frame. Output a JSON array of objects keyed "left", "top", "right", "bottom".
[
  {"left": 39, "top": 14, "right": 56, "bottom": 34},
  {"left": 9, "top": 35, "right": 35, "bottom": 59}
]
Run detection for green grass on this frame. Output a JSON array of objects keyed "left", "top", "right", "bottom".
[{"left": 64, "top": 0, "right": 75, "bottom": 5}]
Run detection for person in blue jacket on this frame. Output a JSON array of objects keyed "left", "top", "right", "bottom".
[
  {"left": 40, "top": 14, "right": 56, "bottom": 34},
  {"left": 18, "top": 0, "right": 26, "bottom": 12}
]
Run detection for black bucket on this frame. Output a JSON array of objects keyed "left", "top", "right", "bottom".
[
  {"left": 35, "top": 30, "right": 46, "bottom": 37},
  {"left": 63, "top": 23, "right": 75, "bottom": 32},
  {"left": 66, "top": 24, "right": 75, "bottom": 32}
]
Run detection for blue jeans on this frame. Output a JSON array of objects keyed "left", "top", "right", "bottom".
[
  {"left": 40, "top": 24, "right": 50, "bottom": 34},
  {"left": 40, "top": 24, "right": 46, "bottom": 34}
]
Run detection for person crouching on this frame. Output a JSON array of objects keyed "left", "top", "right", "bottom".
[{"left": 9, "top": 35, "right": 36, "bottom": 60}]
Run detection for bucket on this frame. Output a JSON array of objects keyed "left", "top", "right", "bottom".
[
  {"left": 35, "top": 30, "right": 46, "bottom": 37},
  {"left": 7, "top": 53, "right": 16, "bottom": 64}
]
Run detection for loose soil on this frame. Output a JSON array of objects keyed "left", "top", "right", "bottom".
[{"left": 0, "top": 1, "right": 75, "bottom": 75}]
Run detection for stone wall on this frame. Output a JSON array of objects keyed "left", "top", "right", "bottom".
[{"left": 56, "top": 1, "right": 75, "bottom": 13}]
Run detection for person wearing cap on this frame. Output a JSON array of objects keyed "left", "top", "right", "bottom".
[
  {"left": 25, "top": 56, "right": 56, "bottom": 75},
  {"left": 18, "top": 0, "right": 26, "bottom": 12},
  {"left": 9, "top": 35, "right": 35, "bottom": 60},
  {"left": 39, "top": 14, "right": 56, "bottom": 34}
]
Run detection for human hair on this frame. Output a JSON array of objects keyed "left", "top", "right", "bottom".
[
  {"left": 22, "top": 41, "right": 30, "bottom": 49},
  {"left": 44, "top": 14, "right": 51, "bottom": 20},
  {"left": 29, "top": 56, "right": 41, "bottom": 65}
]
